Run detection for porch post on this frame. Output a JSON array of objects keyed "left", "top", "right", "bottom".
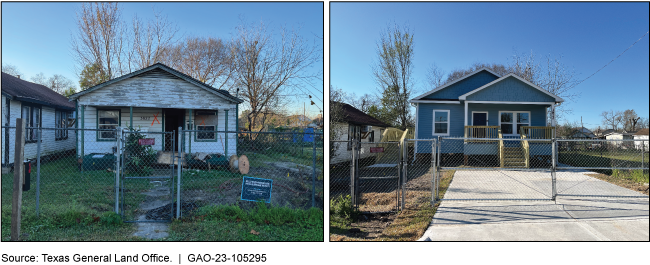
[
  {"left": 224, "top": 109, "right": 229, "bottom": 157},
  {"left": 129, "top": 106, "right": 133, "bottom": 130},
  {"left": 464, "top": 101, "right": 468, "bottom": 127},
  {"left": 80, "top": 105, "right": 85, "bottom": 162},
  {"left": 550, "top": 104, "right": 556, "bottom": 127}
]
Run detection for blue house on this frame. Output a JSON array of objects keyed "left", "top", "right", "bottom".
[{"left": 410, "top": 68, "right": 563, "bottom": 167}]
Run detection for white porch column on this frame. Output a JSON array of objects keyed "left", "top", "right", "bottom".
[{"left": 464, "top": 101, "right": 468, "bottom": 127}]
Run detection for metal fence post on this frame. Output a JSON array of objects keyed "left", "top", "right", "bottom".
[
  {"left": 402, "top": 141, "right": 408, "bottom": 211},
  {"left": 312, "top": 135, "right": 316, "bottom": 208},
  {"left": 36, "top": 127, "right": 42, "bottom": 217},
  {"left": 350, "top": 139, "right": 356, "bottom": 208},
  {"left": 11, "top": 118, "right": 25, "bottom": 241},
  {"left": 177, "top": 127, "right": 182, "bottom": 219},
  {"left": 432, "top": 139, "right": 437, "bottom": 205},
  {"left": 551, "top": 138, "right": 557, "bottom": 201},
  {"left": 115, "top": 127, "right": 121, "bottom": 214},
  {"left": 399, "top": 141, "right": 404, "bottom": 211},
  {"left": 436, "top": 137, "right": 442, "bottom": 201}
]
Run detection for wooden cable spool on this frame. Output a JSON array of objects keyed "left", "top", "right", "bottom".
[{"left": 228, "top": 154, "right": 250, "bottom": 174}]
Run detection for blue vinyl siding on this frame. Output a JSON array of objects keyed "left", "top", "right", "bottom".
[
  {"left": 467, "top": 104, "right": 548, "bottom": 127},
  {"left": 423, "top": 71, "right": 499, "bottom": 100},
  {"left": 466, "top": 76, "right": 556, "bottom": 102},
  {"left": 416, "top": 103, "right": 464, "bottom": 153}
]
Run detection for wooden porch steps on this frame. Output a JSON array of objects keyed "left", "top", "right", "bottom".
[{"left": 502, "top": 146, "right": 526, "bottom": 168}]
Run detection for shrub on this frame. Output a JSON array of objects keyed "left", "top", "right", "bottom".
[{"left": 330, "top": 194, "right": 358, "bottom": 224}]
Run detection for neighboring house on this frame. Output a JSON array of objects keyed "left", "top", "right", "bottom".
[
  {"left": 2, "top": 72, "right": 76, "bottom": 166},
  {"left": 569, "top": 127, "right": 596, "bottom": 139},
  {"left": 633, "top": 129, "right": 649, "bottom": 150},
  {"left": 594, "top": 128, "right": 616, "bottom": 139},
  {"left": 604, "top": 131, "right": 636, "bottom": 149},
  {"left": 67, "top": 63, "right": 243, "bottom": 159},
  {"left": 410, "top": 67, "right": 563, "bottom": 168},
  {"left": 330, "top": 101, "right": 390, "bottom": 164}
]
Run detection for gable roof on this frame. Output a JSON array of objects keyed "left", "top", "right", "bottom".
[
  {"left": 459, "top": 73, "right": 564, "bottom": 103},
  {"left": 1, "top": 72, "right": 75, "bottom": 110},
  {"left": 332, "top": 101, "right": 390, "bottom": 128},
  {"left": 68, "top": 63, "right": 243, "bottom": 104},
  {"left": 411, "top": 67, "right": 501, "bottom": 101},
  {"left": 634, "top": 128, "right": 649, "bottom": 136}
]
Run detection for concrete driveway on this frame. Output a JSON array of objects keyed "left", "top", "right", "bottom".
[{"left": 419, "top": 170, "right": 649, "bottom": 241}]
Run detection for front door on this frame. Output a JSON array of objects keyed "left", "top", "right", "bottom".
[
  {"left": 164, "top": 109, "right": 185, "bottom": 151},
  {"left": 472, "top": 112, "right": 488, "bottom": 138}
]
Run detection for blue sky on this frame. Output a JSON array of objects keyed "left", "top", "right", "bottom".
[
  {"left": 1, "top": 2, "right": 324, "bottom": 118},
  {"left": 331, "top": 2, "right": 649, "bottom": 128}
]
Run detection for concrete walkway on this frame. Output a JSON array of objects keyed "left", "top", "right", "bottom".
[{"left": 419, "top": 170, "right": 649, "bottom": 241}]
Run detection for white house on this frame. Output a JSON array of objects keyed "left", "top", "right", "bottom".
[
  {"left": 605, "top": 131, "right": 636, "bottom": 149},
  {"left": 634, "top": 129, "right": 649, "bottom": 150},
  {"left": 67, "top": 63, "right": 243, "bottom": 160},
  {"left": 2, "top": 72, "right": 76, "bottom": 166},
  {"left": 330, "top": 101, "right": 390, "bottom": 164}
]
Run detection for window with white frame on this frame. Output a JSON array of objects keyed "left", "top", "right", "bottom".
[
  {"left": 21, "top": 105, "right": 41, "bottom": 142},
  {"left": 98, "top": 110, "right": 119, "bottom": 140},
  {"left": 433, "top": 110, "right": 450, "bottom": 135},
  {"left": 55, "top": 110, "right": 70, "bottom": 140},
  {"left": 499, "top": 111, "right": 530, "bottom": 135}
]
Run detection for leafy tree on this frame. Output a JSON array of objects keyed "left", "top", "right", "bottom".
[
  {"left": 62, "top": 87, "right": 77, "bottom": 98},
  {"left": 372, "top": 23, "right": 415, "bottom": 130},
  {"left": 79, "top": 63, "right": 111, "bottom": 90}
]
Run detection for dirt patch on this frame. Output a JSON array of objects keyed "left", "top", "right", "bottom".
[
  {"left": 585, "top": 173, "right": 649, "bottom": 195},
  {"left": 332, "top": 212, "right": 397, "bottom": 241}
]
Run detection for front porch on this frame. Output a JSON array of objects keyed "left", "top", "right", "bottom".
[{"left": 463, "top": 125, "right": 555, "bottom": 168}]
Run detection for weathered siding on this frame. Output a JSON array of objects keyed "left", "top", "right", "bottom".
[
  {"left": 330, "top": 122, "right": 385, "bottom": 164},
  {"left": 466, "top": 76, "right": 556, "bottom": 102},
  {"left": 182, "top": 109, "right": 238, "bottom": 156},
  {"left": 2, "top": 100, "right": 76, "bottom": 163},
  {"left": 1, "top": 95, "right": 6, "bottom": 164},
  {"left": 423, "top": 71, "right": 499, "bottom": 100},
  {"left": 77, "top": 76, "right": 234, "bottom": 109}
]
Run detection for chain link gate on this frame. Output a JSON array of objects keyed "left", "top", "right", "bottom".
[
  {"left": 402, "top": 139, "right": 438, "bottom": 206},
  {"left": 118, "top": 128, "right": 176, "bottom": 223}
]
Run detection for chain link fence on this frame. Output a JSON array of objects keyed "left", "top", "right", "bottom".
[
  {"left": 2, "top": 126, "right": 118, "bottom": 230},
  {"left": 177, "top": 130, "right": 324, "bottom": 218}
]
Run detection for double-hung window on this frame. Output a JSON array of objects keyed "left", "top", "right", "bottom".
[
  {"left": 21, "top": 105, "right": 41, "bottom": 142},
  {"left": 55, "top": 110, "right": 70, "bottom": 140},
  {"left": 499, "top": 111, "right": 530, "bottom": 135},
  {"left": 433, "top": 110, "right": 450, "bottom": 136},
  {"left": 98, "top": 110, "right": 119, "bottom": 140},
  {"left": 195, "top": 110, "right": 218, "bottom": 140}
]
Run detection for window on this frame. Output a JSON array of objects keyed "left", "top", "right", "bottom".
[
  {"left": 98, "top": 110, "right": 119, "bottom": 140},
  {"left": 499, "top": 111, "right": 530, "bottom": 135},
  {"left": 369, "top": 131, "right": 375, "bottom": 143},
  {"left": 194, "top": 110, "right": 218, "bottom": 141},
  {"left": 55, "top": 110, "right": 70, "bottom": 140},
  {"left": 197, "top": 125, "right": 216, "bottom": 140},
  {"left": 433, "top": 110, "right": 450, "bottom": 136},
  {"left": 21, "top": 105, "right": 41, "bottom": 142}
]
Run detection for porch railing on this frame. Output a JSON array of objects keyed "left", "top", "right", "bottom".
[
  {"left": 520, "top": 126, "right": 555, "bottom": 141},
  {"left": 464, "top": 126, "right": 500, "bottom": 142}
]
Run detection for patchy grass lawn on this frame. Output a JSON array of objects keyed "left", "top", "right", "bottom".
[
  {"left": 559, "top": 150, "right": 649, "bottom": 184},
  {"left": 168, "top": 203, "right": 323, "bottom": 241},
  {"left": 330, "top": 170, "right": 454, "bottom": 241}
]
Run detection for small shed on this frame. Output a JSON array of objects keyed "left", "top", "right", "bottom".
[{"left": 68, "top": 63, "right": 243, "bottom": 160}]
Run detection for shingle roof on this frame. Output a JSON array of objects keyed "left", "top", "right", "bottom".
[
  {"left": 1, "top": 72, "right": 75, "bottom": 110},
  {"left": 332, "top": 101, "right": 390, "bottom": 128},
  {"left": 68, "top": 63, "right": 243, "bottom": 104},
  {"left": 634, "top": 128, "right": 649, "bottom": 136}
]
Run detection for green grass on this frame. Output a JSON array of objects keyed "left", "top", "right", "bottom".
[
  {"left": 560, "top": 150, "right": 649, "bottom": 184},
  {"left": 168, "top": 202, "right": 323, "bottom": 241}
]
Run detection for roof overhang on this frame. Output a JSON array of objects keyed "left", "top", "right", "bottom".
[
  {"left": 68, "top": 63, "right": 244, "bottom": 104},
  {"left": 411, "top": 67, "right": 502, "bottom": 101},
  {"left": 459, "top": 73, "right": 564, "bottom": 103}
]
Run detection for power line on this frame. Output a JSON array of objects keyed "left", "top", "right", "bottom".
[{"left": 574, "top": 30, "right": 649, "bottom": 88}]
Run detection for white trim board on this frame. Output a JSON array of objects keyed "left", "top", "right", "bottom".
[
  {"left": 459, "top": 74, "right": 564, "bottom": 103},
  {"left": 411, "top": 68, "right": 502, "bottom": 100},
  {"left": 467, "top": 101, "right": 555, "bottom": 105},
  {"left": 409, "top": 100, "right": 461, "bottom": 104}
]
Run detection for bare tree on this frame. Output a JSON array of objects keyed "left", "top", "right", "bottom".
[
  {"left": 445, "top": 62, "right": 509, "bottom": 84},
  {"left": 622, "top": 109, "right": 640, "bottom": 132},
  {"left": 231, "top": 20, "right": 320, "bottom": 132},
  {"left": 426, "top": 63, "right": 446, "bottom": 90},
  {"left": 638, "top": 117, "right": 649, "bottom": 129},
  {"left": 601, "top": 110, "right": 624, "bottom": 130},
  {"left": 2, "top": 64, "right": 23, "bottom": 77},
  {"left": 130, "top": 9, "right": 179, "bottom": 71},
  {"left": 71, "top": 2, "right": 127, "bottom": 80},
  {"left": 162, "top": 36, "right": 233, "bottom": 89},
  {"left": 372, "top": 23, "right": 415, "bottom": 130},
  {"left": 47, "top": 75, "right": 76, "bottom": 95},
  {"left": 348, "top": 93, "right": 376, "bottom": 113},
  {"left": 330, "top": 86, "right": 349, "bottom": 158},
  {"left": 30, "top": 73, "right": 48, "bottom": 86}
]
